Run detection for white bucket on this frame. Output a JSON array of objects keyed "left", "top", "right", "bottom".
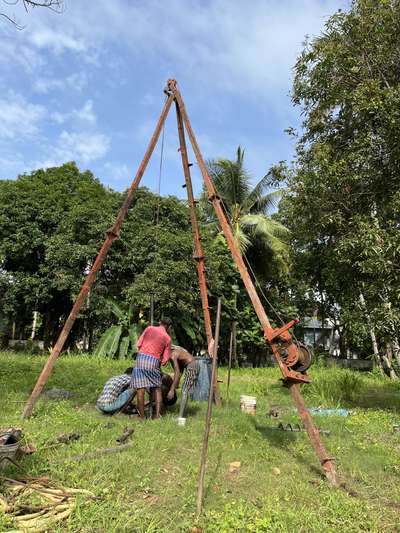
[{"left": 240, "top": 395, "right": 257, "bottom": 415}]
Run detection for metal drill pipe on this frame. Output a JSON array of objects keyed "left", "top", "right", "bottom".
[
  {"left": 22, "top": 93, "right": 175, "bottom": 419},
  {"left": 196, "top": 297, "right": 222, "bottom": 516},
  {"left": 175, "top": 101, "right": 213, "bottom": 346}
]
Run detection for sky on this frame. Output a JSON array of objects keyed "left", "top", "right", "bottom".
[{"left": 0, "top": 0, "right": 349, "bottom": 197}]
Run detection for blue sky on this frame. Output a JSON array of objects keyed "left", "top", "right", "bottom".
[{"left": 0, "top": 0, "right": 348, "bottom": 197}]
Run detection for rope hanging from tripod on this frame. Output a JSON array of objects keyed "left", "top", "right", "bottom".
[
  {"left": 149, "top": 120, "right": 166, "bottom": 321},
  {"left": 155, "top": 123, "right": 165, "bottom": 229}
]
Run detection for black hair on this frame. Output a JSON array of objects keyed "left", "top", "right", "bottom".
[
  {"left": 124, "top": 367, "right": 133, "bottom": 375},
  {"left": 160, "top": 317, "right": 172, "bottom": 328}
]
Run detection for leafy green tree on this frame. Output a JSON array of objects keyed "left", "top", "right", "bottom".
[
  {"left": 0, "top": 162, "right": 119, "bottom": 347},
  {"left": 280, "top": 0, "right": 400, "bottom": 369}
]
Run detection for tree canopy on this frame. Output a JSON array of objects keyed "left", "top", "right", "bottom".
[{"left": 280, "top": 0, "right": 400, "bottom": 369}]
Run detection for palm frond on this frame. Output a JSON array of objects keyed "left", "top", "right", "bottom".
[
  {"left": 206, "top": 146, "right": 251, "bottom": 209},
  {"left": 106, "top": 299, "right": 126, "bottom": 321},
  {"left": 108, "top": 325, "right": 122, "bottom": 358},
  {"left": 119, "top": 335, "right": 130, "bottom": 359},
  {"left": 245, "top": 175, "right": 285, "bottom": 213},
  {"left": 128, "top": 324, "right": 141, "bottom": 353},
  {"left": 93, "top": 325, "right": 121, "bottom": 358},
  {"left": 251, "top": 189, "right": 284, "bottom": 214},
  {"left": 240, "top": 214, "right": 290, "bottom": 254},
  {"left": 231, "top": 222, "right": 252, "bottom": 254}
]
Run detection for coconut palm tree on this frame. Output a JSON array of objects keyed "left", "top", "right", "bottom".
[{"left": 203, "top": 146, "right": 289, "bottom": 265}]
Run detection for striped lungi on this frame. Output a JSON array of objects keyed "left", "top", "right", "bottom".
[
  {"left": 182, "top": 360, "right": 200, "bottom": 393},
  {"left": 131, "top": 353, "right": 162, "bottom": 389}
]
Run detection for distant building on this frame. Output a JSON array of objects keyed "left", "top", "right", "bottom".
[{"left": 301, "top": 317, "right": 339, "bottom": 355}]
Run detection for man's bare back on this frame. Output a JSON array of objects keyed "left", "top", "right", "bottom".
[
  {"left": 167, "top": 345, "right": 195, "bottom": 400},
  {"left": 172, "top": 345, "right": 194, "bottom": 370}
]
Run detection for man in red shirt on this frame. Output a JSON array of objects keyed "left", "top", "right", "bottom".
[{"left": 131, "top": 317, "right": 172, "bottom": 419}]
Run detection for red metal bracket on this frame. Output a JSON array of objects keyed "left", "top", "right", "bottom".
[{"left": 266, "top": 318, "right": 299, "bottom": 342}]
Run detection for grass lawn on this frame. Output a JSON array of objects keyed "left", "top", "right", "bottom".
[{"left": 1, "top": 351, "right": 400, "bottom": 532}]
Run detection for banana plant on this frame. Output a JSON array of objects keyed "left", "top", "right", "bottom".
[{"left": 93, "top": 299, "right": 143, "bottom": 358}]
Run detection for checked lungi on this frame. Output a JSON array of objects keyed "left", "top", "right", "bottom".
[
  {"left": 182, "top": 359, "right": 200, "bottom": 393},
  {"left": 131, "top": 353, "right": 162, "bottom": 389}
]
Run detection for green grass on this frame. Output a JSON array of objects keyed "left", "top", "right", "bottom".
[{"left": 1, "top": 352, "right": 400, "bottom": 532}]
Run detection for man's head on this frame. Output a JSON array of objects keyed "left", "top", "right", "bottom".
[
  {"left": 160, "top": 317, "right": 172, "bottom": 332},
  {"left": 124, "top": 367, "right": 133, "bottom": 375}
]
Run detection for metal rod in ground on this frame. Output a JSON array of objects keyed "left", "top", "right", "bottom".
[
  {"left": 21, "top": 91, "right": 175, "bottom": 419},
  {"left": 196, "top": 298, "right": 222, "bottom": 517},
  {"left": 227, "top": 327, "right": 233, "bottom": 402}
]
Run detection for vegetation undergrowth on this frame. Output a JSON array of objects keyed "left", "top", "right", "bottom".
[{"left": 1, "top": 352, "right": 400, "bottom": 532}]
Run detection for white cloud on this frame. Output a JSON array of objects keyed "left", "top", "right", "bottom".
[
  {"left": 75, "top": 100, "right": 96, "bottom": 124},
  {"left": 34, "top": 72, "right": 88, "bottom": 94},
  {"left": 41, "top": 0, "right": 347, "bottom": 101},
  {"left": 58, "top": 130, "right": 110, "bottom": 164},
  {"left": 0, "top": 152, "right": 26, "bottom": 179},
  {"left": 51, "top": 100, "right": 97, "bottom": 125},
  {"left": 28, "top": 27, "right": 86, "bottom": 54},
  {"left": 34, "top": 78, "right": 64, "bottom": 94},
  {"left": 0, "top": 92, "right": 45, "bottom": 140},
  {"left": 0, "top": 40, "right": 45, "bottom": 74},
  {"left": 4, "top": 0, "right": 347, "bottom": 101},
  {"left": 103, "top": 161, "right": 131, "bottom": 186},
  {"left": 31, "top": 130, "right": 111, "bottom": 172},
  {"left": 0, "top": 0, "right": 349, "bottom": 189}
]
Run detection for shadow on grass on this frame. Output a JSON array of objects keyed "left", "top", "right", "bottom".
[
  {"left": 253, "top": 421, "right": 297, "bottom": 447},
  {"left": 185, "top": 403, "right": 201, "bottom": 416},
  {"left": 253, "top": 419, "right": 335, "bottom": 483},
  {"left": 163, "top": 402, "right": 201, "bottom": 417},
  {"left": 348, "top": 384, "right": 400, "bottom": 411},
  {"left": 204, "top": 450, "right": 223, "bottom": 503}
]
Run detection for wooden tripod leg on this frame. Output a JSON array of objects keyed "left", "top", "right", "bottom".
[{"left": 175, "top": 100, "right": 221, "bottom": 406}]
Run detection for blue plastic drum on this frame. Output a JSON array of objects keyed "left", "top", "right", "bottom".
[{"left": 190, "top": 356, "right": 212, "bottom": 401}]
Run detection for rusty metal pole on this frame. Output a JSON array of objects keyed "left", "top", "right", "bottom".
[
  {"left": 227, "top": 329, "right": 233, "bottom": 402},
  {"left": 196, "top": 297, "right": 222, "bottom": 516},
  {"left": 171, "top": 80, "right": 339, "bottom": 485},
  {"left": 288, "top": 383, "right": 340, "bottom": 486},
  {"left": 174, "top": 100, "right": 213, "bottom": 346},
  {"left": 175, "top": 99, "right": 221, "bottom": 406},
  {"left": 22, "top": 92, "right": 175, "bottom": 419}
]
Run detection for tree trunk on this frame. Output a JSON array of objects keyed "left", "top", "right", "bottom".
[
  {"left": 359, "top": 293, "right": 384, "bottom": 375},
  {"left": 43, "top": 312, "right": 59, "bottom": 350},
  {"left": 338, "top": 325, "right": 348, "bottom": 359},
  {"left": 383, "top": 342, "right": 399, "bottom": 380},
  {"left": 328, "top": 320, "right": 339, "bottom": 357},
  {"left": 393, "top": 339, "right": 400, "bottom": 368},
  {"left": 30, "top": 311, "right": 38, "bottom": 340}
]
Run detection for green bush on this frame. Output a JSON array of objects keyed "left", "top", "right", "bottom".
[{"left": 304, "top": 368, "right": 364, "bottom": 406}]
